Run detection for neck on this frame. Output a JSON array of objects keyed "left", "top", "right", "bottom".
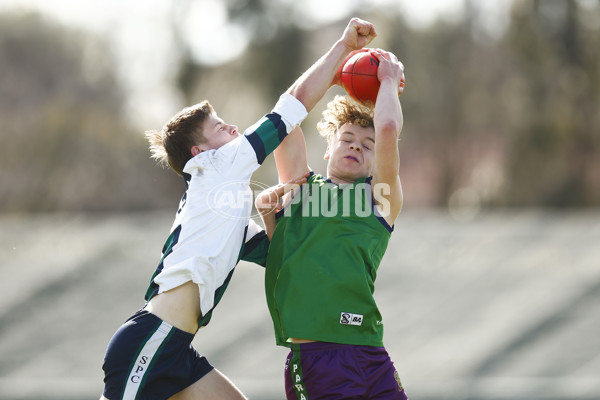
[
  {"left": 326, "top": 165, "right": 370, "bottom": 185},
  {"left": 327, "top": 175, "right": 356, "bottom": 185},
  {"left": 326, "top": 170, "right": 368, "bottom": 185}
]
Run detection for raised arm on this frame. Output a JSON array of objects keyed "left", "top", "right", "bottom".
[
  {"left": 287, "top": 18, "right": 376, "bottom": 114},
  {"left": 275, "top": 18, "right": 377, "bottom": 183},
  {"left": 371, "top": 50, "right": 405, "bottom": 225}
]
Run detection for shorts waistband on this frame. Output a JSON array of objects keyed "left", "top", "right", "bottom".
[
  {"left": 291, "top": 342, "right": 382, "bottom": 353},
  {"left": 129, "top": 309, "right": 196, "bottom": 343}
]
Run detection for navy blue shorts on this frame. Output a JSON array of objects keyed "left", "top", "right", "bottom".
[
  {"left": 102, "top": 309, "right": 213, "bottom": 400},
  {"left": 285, "top": 342, "right": 408, "bottom": 400}
]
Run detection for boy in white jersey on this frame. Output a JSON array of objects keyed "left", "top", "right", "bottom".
[
  {"left": 258, "top": 48, "right": 407, "bottom": 398},
  {"left": 100, "top": 18, "right": 379, "bottom": 400}
]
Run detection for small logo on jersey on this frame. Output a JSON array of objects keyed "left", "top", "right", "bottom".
[{"left": 340, "top": 312, "right": 363, "bottom": 326}]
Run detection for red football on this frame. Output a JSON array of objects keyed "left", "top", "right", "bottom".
[{"left": 340, "top": 50, "right": 380, "bottom": 105}]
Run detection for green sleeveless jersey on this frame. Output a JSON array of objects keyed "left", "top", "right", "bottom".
[{"left": 265, "top": 173, "right": 393, "bottom": 347}]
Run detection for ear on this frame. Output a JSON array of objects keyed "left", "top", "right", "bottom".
[
  {"left": 191, "top": 145, "right": 204, "bottom": 157},
  {"left": 323, "top": 146, "right": 331, "bottom": 160}
]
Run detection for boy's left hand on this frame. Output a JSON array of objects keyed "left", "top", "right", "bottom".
[
  {"left": 255, "top": 173, "right": 310, "bottom": 217},
  {"left": 372, "top": 50, "right": 406, "bottom": 96}
]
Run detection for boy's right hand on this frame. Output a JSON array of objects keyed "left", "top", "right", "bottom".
[
  {"left": 332, "top": 19, "right": 377, "bottom": 87},
  {"left": 340, "top": 18, "right": 377, "bottom": 51}
]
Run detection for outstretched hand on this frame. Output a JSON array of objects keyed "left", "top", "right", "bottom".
[
  {"left": 341, "top": 18, "right": 377, "bottom": 51},
  {"left": 255, "top": 173, "right": 310, "bottom": 217},
  {"left": 372, "top": 49, "right": 406, "bottom": 96},
  {"left": 333, "top": 18, "right": 377, "bottom": 87}
]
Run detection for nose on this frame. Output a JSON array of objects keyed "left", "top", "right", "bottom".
[
  {"left": 227, "top": 124, "right": 238, "bottom": 135},
  {"left": 349, "top": 143, "right": 361, "bottom": 152}
]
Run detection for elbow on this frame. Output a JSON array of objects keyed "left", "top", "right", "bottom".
[
  {"left": 287, "top": 85, "right": 311, "bottom": 112},
  {"left": 377, "top": 119, "right": 402, "bottom": 137}
]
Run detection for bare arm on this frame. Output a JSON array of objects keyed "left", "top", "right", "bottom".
[
  {"left": 255, "top": 174, "right": 309, "bottom": 239},
  {"left": 286, "top": 18, "right": 376, "bottom": 114},
  {"left": 371, "top": 50, "right": 405, "bottom": 225},
  {"left": 275, "top": 18, "right": 377, "bottom": 183}
]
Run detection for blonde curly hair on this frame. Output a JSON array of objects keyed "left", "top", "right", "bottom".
[{"left": 317, "top": 95, "right": 374, "bottom": 145}]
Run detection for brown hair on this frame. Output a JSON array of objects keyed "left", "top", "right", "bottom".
[
  {"left": 145, "top": 101, "right": 214, "bottom": 176},
  {"left": 317, "top": 95, "right": 374, "bottom": 145}
]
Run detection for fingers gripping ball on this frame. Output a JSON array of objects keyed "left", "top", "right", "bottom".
[{"left": 341, "top": 50, "right": 381, "bottom": 105}]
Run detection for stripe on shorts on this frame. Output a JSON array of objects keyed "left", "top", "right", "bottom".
[
  {"left": 289, "top": 343, "right": 309, "bottom": 400},
  {"left": 122, "top": 321, "right": 173, "bottom": 400}
]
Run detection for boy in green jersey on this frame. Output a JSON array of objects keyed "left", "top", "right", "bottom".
[
  {"left": 101, "top": 17, "right": 381, "bottom": 400},
  {"left": 256, "top": 39, "right": 407, "bottom": 399}
]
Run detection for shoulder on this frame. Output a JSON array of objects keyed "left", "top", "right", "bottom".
[{"left": 183, "top": 136, "right": 255, "bottom": 176}]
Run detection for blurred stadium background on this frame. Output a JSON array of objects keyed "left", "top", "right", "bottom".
[{"left": 1, "top": 0, "right": 599, "bottom": 399}]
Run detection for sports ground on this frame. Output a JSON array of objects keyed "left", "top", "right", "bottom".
[{"left": 1, "top": 210, "right": 599, "bottom": 399}]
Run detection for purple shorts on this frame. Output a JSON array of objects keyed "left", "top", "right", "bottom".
[{"left": 285, "top": 342, "right": 408, "bottom": 400}]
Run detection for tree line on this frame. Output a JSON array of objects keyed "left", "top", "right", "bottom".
[{"left": 1, "top": 0, "right": 598, "bottom": 213}]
